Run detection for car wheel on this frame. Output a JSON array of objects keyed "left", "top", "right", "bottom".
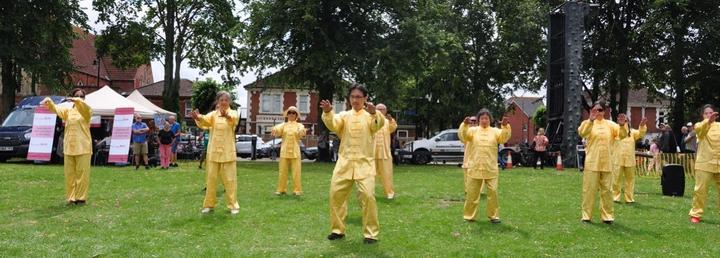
[{"left": 413, "top": 149, "right": 431, "bottom": 165}]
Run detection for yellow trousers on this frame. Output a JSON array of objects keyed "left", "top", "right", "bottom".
[
  {"left": 582, "top": 170, "right": 614, "bottom": 221},
  {"left": 277, "top": 158, "right": 302, "bottom": 194},
  {"left": 689, "top": 170, "right": 720, "bottom": 218},
  {"left": 375, "top": 158, "right": 394, "bottom": 196},
  {"left": 63, "top": 154, "right": 91, "bottom": 202},
  {"left": 329, "top": 175, "right": 379, "bottom": 239},
  {"left": 203, "top": 160, "right": 239, "bottom": 209},
  {"left": 613, "top": 166, "right": 636, "bottom": 203},
  {"left": 463, "top": 177, "right": 498, "bottom": 221}
]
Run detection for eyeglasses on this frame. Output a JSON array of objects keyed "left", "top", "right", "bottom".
[
  {"left": 595, "top": 108, "right": 604, "bottom": 112},
  {"left": 349, "top": 95, "right": 365, "bottom": 99},
  {"left": 287, "top": 112, "right": 297, "bottom": 115},
  {"left": 470, "top": 120, "right": 478, "bottom": 122},
  {"left": 75, "top": 95, "right": 85, "bottom": 99}
]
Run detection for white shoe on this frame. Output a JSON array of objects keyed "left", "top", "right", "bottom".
[
  {"left": 201, "top": 208, "right": 213, "bottom": 214},
  {"left": 230, "top": 209, "right": 239, "bottom": 215},
  {"left": 387, "top": 193, "right": 395, "bottom": 199}
]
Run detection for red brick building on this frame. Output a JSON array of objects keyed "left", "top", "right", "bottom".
[
  {"left": 504, "top": 96, "right": 544, "bottom": 146},
  {"left": 15, "top": 28, "right": 153, "bottom": 98}
]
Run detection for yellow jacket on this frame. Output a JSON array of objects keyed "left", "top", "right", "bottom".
[
  {"left": 195, "top": 109, "right": 239, "bottom": 163},
  {"left": 374, "top": 117, "right": 397, "bottom": 160},
  {"left": 616, "top": 125, "right": 647, "bottom": 167},
  {"left": 694, "top": 119, "right": 720, "bottom": 173},
  {"left": 458, "top": 122, "right": 511, "bottom": 179},
  {"left": 322, "top": 108, "right": 385, "bottom": 180},
  {"left": 578, "top": 118, "right": 627, "bottom": 172},
  {"left": 273, "top": 121, "right": 307, "bottom": 159},
  {"left": 45, "top": 98, "right": 92, "bottom": 156}
]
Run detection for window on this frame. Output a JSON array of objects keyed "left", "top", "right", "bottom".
[
  {"left": 397, "top": 130, "right": 409, "bottom": 138},
  {"left": 298, "top": 94, "right": 310, "bottom": 113},
  {"left": 657, "top": 109, "right": 668, "bottom": 127},
  {"left": 261, "top": 93, "right": 282, "bottom": 113},
  {"left": 184, "top": 105, "right": 193, "bottom": 117}
]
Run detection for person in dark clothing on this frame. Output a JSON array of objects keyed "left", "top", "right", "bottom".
[{"left": 658, "top": 125, "right": 678, "bottom": 153}]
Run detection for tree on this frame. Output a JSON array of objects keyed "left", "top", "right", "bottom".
[
  {"left": 94, "top": 0, "right": 241, "bottom": 114},
  {"left": 582, "top": 0, "right": 650, "bottom": 119},
  {"left": 191, "top": 78, "right": 238, "bottom": 114},
  {"left": 640, "top": 0, "right": 720, "bottom": 140},
  {"left": 532, "top": 105, "right": 547, "bottom": 130},
  {"left": 244, "top": 0, "right": 403, "bottom": 161},
  {"left": 0, "top": 0, "right": 88, "bottom": 118}
]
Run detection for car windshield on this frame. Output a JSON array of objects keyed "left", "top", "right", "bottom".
[{"left": 2, "top": 109, "right": 34, "bottom": 127}]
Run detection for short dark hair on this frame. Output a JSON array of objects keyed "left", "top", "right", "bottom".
[
  {"left": 348, "top": 83, "right": 368, "bottom": 97},
  {"left": 593, "top": 100, "right": 607, "bottom": 109},
  {"left": 476, "top": 108, "right": 493, "bottom": 121},
  {"left": 701, "top": 104, "right": 717, "bottom": 113},
  {"left": 70, "top": 88, "right": 86, "bottom": 97}
]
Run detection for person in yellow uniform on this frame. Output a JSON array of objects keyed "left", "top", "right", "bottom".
[
  {"left": 374, "top": 103, "right": 397, "bottom": 199},
  {"left": 272, "top": 106, "right": 307, "bottom": 196},
  {"left": 190, "top": 91, "right": 240, "bottom": 215},
  {"left": 320, "top": 83, "right": 385, "bottom": 244},
  {"left": 42, "top": 89, "right": 93, "bottom": 205},
  {"left": 578, "top": 100, "right": 627, "bottom": 224},
  {"left": 458, "top": 109, "right": 511, "bottom": 224},
  {"left": 689, "top": 104, "right": 720, "bottom": 224},
  {"left": 460, "top": 116, "right": 478, "bottom": 193},
  {"left": 613, "top": 113, "right": 647, "bottom": 204}
]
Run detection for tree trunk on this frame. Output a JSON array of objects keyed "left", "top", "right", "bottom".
[
  {"left": 1, "top": 59, "right": 19, "bottom": 120},
  {"left": 315, "top": 78, "right": 334, "bottom": 162},
  {"left": 162, "top": 0, "right": 177, "bottom": 113}
]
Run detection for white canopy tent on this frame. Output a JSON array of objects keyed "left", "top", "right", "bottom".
[
  {"left": 58, "top": 86, "right": 156, "bottom": 118},
  {"left": 126, "top": 90, "right": 176, "bottom": 116}
]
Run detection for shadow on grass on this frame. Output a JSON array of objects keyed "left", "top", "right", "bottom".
[
  {"left": 619, "top": 202, "right": 676, "bottom": 213},
  {"left": 584, "top": 221, "right": 661, "bottom": 237},
  {"left": 323, "top": 239, "right": 391, "bottom": 258},
  {"left": 470, "top": 222, "right": 531, "bottom": 239},
  {"left": 33, "top": 203, "right": 73, "bottom": 219}
]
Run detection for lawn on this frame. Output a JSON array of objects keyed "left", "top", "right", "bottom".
[{"left": 1, "top": 160, "right": 719, "bottom": 257}]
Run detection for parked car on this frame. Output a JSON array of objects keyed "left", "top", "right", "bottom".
[
  {"left": 0, "top": 96, "right": 65, "bottom": 162},
  {"left": 236, "top": 134, "right": 264, "bottom": 158},
  {"left": 258, "top": 138, "right": 316, "bottom": 160},
  {"left": 397, "top": 129, "right": 464, "bottom": 164}
]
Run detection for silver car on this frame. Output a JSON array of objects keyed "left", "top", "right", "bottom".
[{"left": 235, "top": 135, "right": 264, "bottom": 158}]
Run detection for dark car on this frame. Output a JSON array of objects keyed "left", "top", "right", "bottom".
[
  {"left": 258, "top": 138, "right": 316, "bottom": 160},
  {"left": 0, "top": 96, "right": 65, "bottom": 162}
]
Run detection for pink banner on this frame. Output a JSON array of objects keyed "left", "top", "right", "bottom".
[
  {"left": 108, "top": 107, "right": 134, "bottom": 163},
  {"left": 27, "top": 106, "right": 57, "bottom": 161}
]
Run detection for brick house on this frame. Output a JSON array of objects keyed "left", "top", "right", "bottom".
[
  {"left": 504, "top": 96, "right": 544, "bottom": 146},
  {"left": 14, "top": 28, "right": 153, "bottom": 98}
]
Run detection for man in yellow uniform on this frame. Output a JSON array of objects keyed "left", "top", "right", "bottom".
[
  {"left": 190, "top": 91, "right": 241, "bottom": 215},
  {"left": 272, "top": 106, "right": 307, "bottom": 195},
  {"left": 321, "top": 83, "right": 385, "bottom": 244},
  {"left": 43, "top": 89, "right": 93, "bottom": 205},
  {"left": 458, "top": 110, "right": 511, "bottom": 224},
  {"left": 460, "top": 116, "right": 478, "bottom": 193},
  {"left": 689, "top": 105, "right": 720, "bottom": 224},
  {"left": 374, "top": 103, "right": 397, "bottom": 199},
  {"left": 578, "top": 101, "right": 627, "bottom": 224},
  {"left": 613, "top": 114, "right": 647, "bottom": 204}
]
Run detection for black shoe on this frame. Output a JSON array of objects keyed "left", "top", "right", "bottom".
[
  {"left": 603, "top": 220, "right": 614, "bottom": 225},
  {"left": 582, "top": 219, "right": 591, "bottom": 224},
  {"left": 363, "top": 238, "right": 377, "bottom": 244},
  {"left": 490, "top": 219, "right": 501, "bottom": 224},
  {"left": 135, "top": 165, "right": 139, "bottom": 170},
  {"left": 327, "top": 233, "right": 345, "bottom": 240},
  {"left": 74, "top": 200, "right": 86, "bottom": 205},
  {"left": 145, "top": 165, "right": 149, "bottom": 169}
]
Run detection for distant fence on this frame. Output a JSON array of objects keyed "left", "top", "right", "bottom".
[{"left": 635, "top": 152, "right": 696, "bottom": 179}]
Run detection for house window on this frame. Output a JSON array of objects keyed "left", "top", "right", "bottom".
[
  {"left": 184, "top": 104, "right": 193, "bottom": 117},
  {"left": 298, "top": 94, "right": 310, "bottom": 113},
  {"left": 261, "top": 93, "right": 282, "bottom": 113},
  {"left": 397, "top": 130, "right": 409, "bottom": 138},
  {"left": 657, "top": 109, "right": 668, "bottom": 127}
]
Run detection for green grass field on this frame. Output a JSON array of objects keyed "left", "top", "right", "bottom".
[{"left": 1, "top": 161, "right": 719, "bottom": 257}]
